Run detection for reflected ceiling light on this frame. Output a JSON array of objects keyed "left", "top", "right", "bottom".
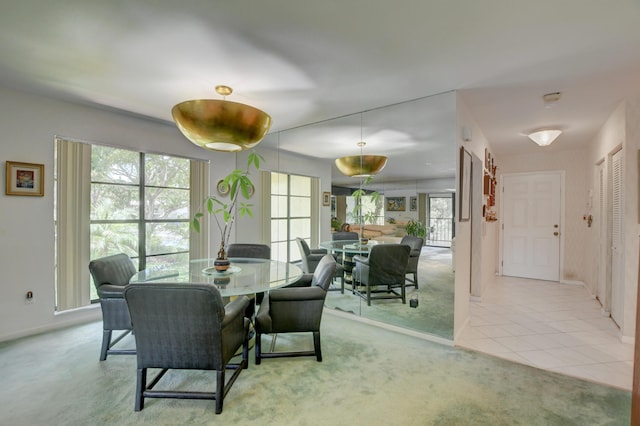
[
  {"left": 171, "top": 85, "right": 272, "bottom": 152},
  {"left": 335, "top": 141, "right": 388, "bottom": 177},
  {"left": 527, "top": 129, "right": 562, "bottom": 147}
]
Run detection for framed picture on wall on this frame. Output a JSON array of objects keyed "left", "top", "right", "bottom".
[
  {"left": 5, "top": 161, "right": 44, "bottom": 196},
  {"left": 410, "top": 196, "right": 417, "bottom": 211},
  {"left": 459, "top": 147, "right": 471, "bottom": 221},
  {"left": 386, "top": 196, "right": 406, "bottom": 211}
]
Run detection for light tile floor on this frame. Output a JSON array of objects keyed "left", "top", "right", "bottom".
[{"left": 456, "top": 275, "right": 634, "bottom": 390}]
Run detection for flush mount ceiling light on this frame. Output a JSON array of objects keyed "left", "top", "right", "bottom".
[
  {"left": 527, "top": 129, "right": 562, "bottom": 147},
  {"left": 335, "top": 141, "right": 388, "bottom": 177},
  {"left": 171, "top": 85, "right": 272, "bottom": 152}
]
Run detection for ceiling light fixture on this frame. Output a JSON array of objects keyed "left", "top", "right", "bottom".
[
  {"left": 335, "top": 115, "right": 387, "bottom": 177},
  {"left": 527, "top": 129, "right": 562, "bottom": 147},
  {"left": 171, "top": 85, "right": 272, "bottom": 152}
]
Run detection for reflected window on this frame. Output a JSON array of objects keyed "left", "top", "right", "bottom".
[{"left": 270, "top": 172, "right": 312, "bottom": 263}]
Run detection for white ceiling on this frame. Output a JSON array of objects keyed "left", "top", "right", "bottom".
[{"left": 2, "top": 1, "right": 640, "bottom": 185}]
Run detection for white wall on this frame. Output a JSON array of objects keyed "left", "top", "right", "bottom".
[
  {"left": 454, "top": 95, "right": 502, "bottom": 341},
  {"left": 0, "top": 85, "right": 331, "bottom": 342}
]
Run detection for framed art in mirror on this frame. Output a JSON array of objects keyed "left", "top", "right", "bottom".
[
  {"left": 386, "top": 197, "right": 406, "bottom": 211},
  {"left": 5, "top": 161, "right": 44, "bottom": 196},
  {"left": 459, "top": 147, "right": 471, "bottom": 221}
]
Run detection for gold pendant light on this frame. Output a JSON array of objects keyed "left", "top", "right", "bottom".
[
  {"left": 335, "top": 142, "right": 388, "bottom": 177},
  {"left": 335, "top": 114, "right": 387, "bottom": 177},
  {"left": 172, "top": 85, "right": 272, "bottom": 152}
]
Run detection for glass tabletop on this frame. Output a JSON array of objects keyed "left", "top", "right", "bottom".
[
  {"left": 319, "top": 239, "right": 383, "bottom": 254},
  {"left": 130, "top": 257, "right": 304, "bottom": 297}
]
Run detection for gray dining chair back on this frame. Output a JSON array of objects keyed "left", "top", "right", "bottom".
[
  {"left": 227, "top": 243, "right": 270, "bottom": 259},
  {"left": 124, "top": 283, "right": 250, "bottom": 414},
  {"left": 88, "top": 253, "right": 137, "bottom": 361},
  {"left": 331, "top": 231, "right": 359, "bottom": 241},
  {"left": 255, "top": 254, "right": 336, "bottom": 364},
  {"left": 353, "top": 244, "right": 410, "bottom": 306},
  {"left": 400, "top": 235, "right": 424, "bottom": 288}
]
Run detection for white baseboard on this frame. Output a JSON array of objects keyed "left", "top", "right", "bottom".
[{"left": 324, "top": 307, "right": 454, "bottom": 346}]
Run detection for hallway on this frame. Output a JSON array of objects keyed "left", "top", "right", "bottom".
[{"left": 457, "top": 275, "right": 633, "bottom": 390}]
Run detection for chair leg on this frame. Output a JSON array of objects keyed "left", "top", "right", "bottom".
[
  {"left": 135, "top": 368, "right": 146, "bottom": 411},
  {"left": 215, "top": 369, "right": 225, "bottom": 414},
  {"left": 414, "top": 272, "right": 419, "bottom": 289},
  {"left": 243, "top": 331, "right": 249, "bottom": 368},
  {"left": 313, "top": 331, "right": 322, "bottom": 362},
  {"left": 100, "top": 330, "right": 112, "bottom": 361},
  {"left": 255, "top": 332, "right": 262, "bottom": 365},
  {"left": 401, "top": 282, "right": 406, "bottom": 304}
]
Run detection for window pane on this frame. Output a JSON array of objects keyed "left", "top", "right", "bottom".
[
  {"left": 271, "top": 195, "right": 288, "bottom": 218},
  {"left": 145, "top": 154, "right": 190, "bottom": 188},
  {"left": 145, "top": 252, "right": 190, "bottom": 271},
  {"left": 271, "top": 241, "right": 288, "bottom": 262},
  {"left": 145, "top": 187, "right": 189, "bottom": 219},
  {"left": 271, "top": 172, "right": 288, "bottom": 195},
  {"left": 271, "top": 218, "right": 288, "bottom": 242},
  {"left": 289, "top": 239, "right": 301, "bottom": 262},
  {"left": 90, "top": 223, "right": 138, "bottom": 259},
  {"left": 91, "top": 184, "right": 139, "bottom": 220},
  {"left": 91, "top": 145, "right": 139, "bottom": 184},
  {"left": 146, "top": 222, "right": 189, "bottom": 255},
  {"left": 290, "top": 218, "right": 310, "bottom": 238},
  {"left": 290, "top": 175, "right": 310, "bottom": 196},
  {"left": 290, "top": 196, "right": 311, "bottom": 217}
]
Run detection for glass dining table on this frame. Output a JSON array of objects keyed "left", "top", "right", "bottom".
[
  {"left": 130, "top": 257, "right": 304, "bottom": 298},
  {"left": 319, "top": 239, "right": 383, "bottom": 285}
]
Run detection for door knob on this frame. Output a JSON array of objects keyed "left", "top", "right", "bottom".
[{"left": 553, "top": 232, "right": 559, "bottom": 236}]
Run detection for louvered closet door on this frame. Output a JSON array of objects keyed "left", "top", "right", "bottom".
[{"left": 610, "top": 149, "right": 623, "bottom": 326}]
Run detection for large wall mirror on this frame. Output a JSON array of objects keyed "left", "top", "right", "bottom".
[{"left": 271, "top": 91, "right": 457, "bottom": 340}]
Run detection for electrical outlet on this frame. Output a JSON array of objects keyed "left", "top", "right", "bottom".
[{"left": 25, "top": 291, "right": 34, "bottom": 304}]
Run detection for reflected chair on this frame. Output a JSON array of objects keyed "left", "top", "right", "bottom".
[
  {"left": 297, "top": 237, "right": 344, "bottom": 293},
  {"left": 255, "top": 254, "right": 336, "bottom": 364},
  {"left": 124, "top": 283, "right": 250, "bottom": 414},
  {"left": 400, "top": 235, "right": 424, "bottom": 288},
  {"left": 353, "top": 244, "right": 410, "bottom": 306},
  {"left": 331, "top": 231, "right": 359, "bottom": 241},
  {"left": 88, "top": 253, "right": 137, "bottom": 361}
]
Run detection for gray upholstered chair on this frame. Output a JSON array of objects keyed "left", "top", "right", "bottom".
[
  {"left": 124, "top": 283, "right": 250, "bottom": 414},
  {"left": 226, "top": 243, "right": 270, "bottom": 260},
  {"left": 331, "top": 231, "right": 359, "bottom": 241},
  {"left": 227, "top": 243, "right": 271, "bottom": 310},
  {"left": 353, "top": 244, "right": 410, "bottom": 306},
  {"left": 88, "top": 253, "right": 137, "bottom": 361},
  {"left": 255, "top": 254, "right": 336, "bottom": 364},
  {"left": 400, "top": 235, "right": 424, "bottom": 288},
  {"left": 296, "top": 237, "right": 327, "bottom": 273},
  {"left": 296, "top": 237, "right": 344, "bottom": 293}
]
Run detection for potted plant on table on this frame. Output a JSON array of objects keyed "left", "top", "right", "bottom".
[
  {"left": 349, "top": 176, "right": 382, "bottom": 244},
  {"left": 191, "top": 151, "right": 263, "bottom": 271}
]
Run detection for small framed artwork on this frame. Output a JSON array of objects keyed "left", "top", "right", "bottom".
[
  {"left": 6, "top": 161, "right": 44, "bottom": 196},
  {"left": 459, "top": 147, "right": 472, "bottom": 221},
  {"left": 410, "top": 196, "right": 417, "bottom": 211},
  {"left": 386, "top": 196, "right": 406, "bottom": 212},
  {"left": 322, "top": 191, "right": 331, "bottom": 206}
]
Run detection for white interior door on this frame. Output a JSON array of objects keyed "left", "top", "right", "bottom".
[
  {"left": 610, "top": 149, "right": 623, "bottom": 326},
  {"left": 502, "top": 172, "right": 561, "bottom": 281}
]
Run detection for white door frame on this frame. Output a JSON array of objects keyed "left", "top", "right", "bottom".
[{"left": 498, "top": 171, "right": 565, "bottom": 280}]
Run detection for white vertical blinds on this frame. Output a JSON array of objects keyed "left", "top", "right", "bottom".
[
  {"left": 189, "top": 160, "right": 209, "bottom": 260},
  {"left": 55, "top": 138, "right": 92, "bottom": 310}
]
